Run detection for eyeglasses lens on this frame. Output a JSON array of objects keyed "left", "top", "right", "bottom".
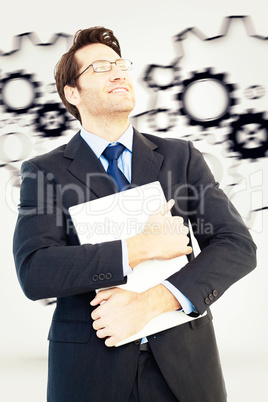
[{"left": 93, "top": 59, "right": 132, "bottom": 72}]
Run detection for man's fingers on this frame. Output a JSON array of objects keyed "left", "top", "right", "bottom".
[
  {"left": 90, "top": 293, "right": 105, "bottom": 306},
  {"left": 105, "top": 337, "right": 115, "bottom": 347},
  {"left": 185, "top": 246, "right": 193, "bottom": 255},
  {"left": 91, "top": 306, "right": 101, "bottom": 321},
  {"left": 157, "top": 199, "right": 175, "bottom": 216},
  {"left": 90, "top": 287, "right": 118, "bottom": 306}
]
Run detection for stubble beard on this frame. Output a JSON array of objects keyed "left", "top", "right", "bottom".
[
  {"left": 92, "top": 95, "right": 135, "bottom": 123},
  {"left": 79, "top": 87, "right": 135, "bottom": 127}
]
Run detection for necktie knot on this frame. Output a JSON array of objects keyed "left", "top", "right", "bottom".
[
  {"left": 102, "top": 143, "right": 129, "bottom": 192},
  {"left": 102, "top": 143, "right": 125, "bottom": 162}
]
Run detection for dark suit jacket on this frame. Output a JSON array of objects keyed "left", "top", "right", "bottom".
[{"left": 13, "top": 129, "right": 256, "bottom": 402}]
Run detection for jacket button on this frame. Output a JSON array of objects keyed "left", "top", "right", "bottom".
[
  {"left": 205, "top": 297, "right": 210, "bottom": 305},
  {"left": 106, "top": 273, "right": 112, "bottom": 280},
  {"left": 213, "top": 290, "right": 218, "bottom": 297},
  {"left": 99, "top": 273, "right": 105, "bottom": 280},
  {"left": 92, "top": 274, "right": 99, "bottom": 282},
  {"left": 209, "top": 293, "right": 214, "bottom": 301}
]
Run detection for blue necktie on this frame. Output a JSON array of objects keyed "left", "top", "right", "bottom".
[{"left": 102, "top": 143, "right": 130, "bottom": 192}]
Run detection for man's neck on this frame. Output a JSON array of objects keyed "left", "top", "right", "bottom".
[{"left": 81, "top": 115, "right": 130, "bottom": 143}]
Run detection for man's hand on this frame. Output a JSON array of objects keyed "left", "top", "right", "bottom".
[
  {"left": 90, "top": 200, "right": 189, "bottom": 347},
  {"left": 127, "top": 199, "right": 192, "bottom": 268},
  {"left": 90, "top": 284, "right": 181, "bottom": 347}
]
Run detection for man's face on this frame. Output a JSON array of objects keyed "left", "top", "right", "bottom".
[{"left": 74, "top": 43, "right": 135, "bottom": 122}]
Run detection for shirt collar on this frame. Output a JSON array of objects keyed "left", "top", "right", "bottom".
[{"left": 80, "top": 124, "right": 134, "bottom": 159}]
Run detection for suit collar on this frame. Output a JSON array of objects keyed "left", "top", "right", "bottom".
[
  {"left": 63, "top": 131, "right": 116, "bottom": 198},
  {"left": 63, "top": 129, "right": 164, "bottom": 197},
  {"left": 80, "top": 124, "right": 134, "bottom": 158},
  {"left": 131, "top": 128, "right": 164, "bottom": 186}
]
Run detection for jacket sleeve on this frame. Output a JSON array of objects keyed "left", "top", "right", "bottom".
[
  {"left": 13, "top": 160, "right": 126, "bottom": 301},
  {"left": 168, "top": 141, "right": 257, "bottom": 315}
]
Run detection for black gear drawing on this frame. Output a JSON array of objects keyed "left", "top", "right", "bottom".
[
  {"left": 228, "top": 111, "right": 268, "bottom": 159},
  {"left": 244, "top": 85, "right": 265, "bottom": 100},
  {"left": 0, "top": 70, "right": 41, "bottom": 114},
  {"left": 147, "top": 108, "right": 177, "bottom": 132},
  {"left": 143, "top": 63, "right": 181, "bottom": 91},
  {"left": 173, "top": 15, "right": 268, "bottom": 50},
  {"left": 34, "top": 103, "right": 70, "bottom": 137},
  {"left": 0, "top": 32, "right": 72, "bottom": 56},
  {"left": 131, "top": 107, "right": 177, "bottom": 133},
  {"left": 176, "top": 68, "right": 237, "bottom": 128}
]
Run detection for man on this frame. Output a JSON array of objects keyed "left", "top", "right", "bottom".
[{"left": 13, "top": 27, "right": 256, "bottom": 401}]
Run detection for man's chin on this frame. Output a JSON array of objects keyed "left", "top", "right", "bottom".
[{"left": 112, "top": 101, "right": 135, "bottom": 115}]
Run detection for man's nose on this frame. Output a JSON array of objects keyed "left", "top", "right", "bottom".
[{"left": 110, "top": 65, "right": 127, "bottom": 81}]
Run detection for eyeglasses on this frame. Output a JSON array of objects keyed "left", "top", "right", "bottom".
[{"left": 76, "top": 59, "right": 133, "bottom": 79}]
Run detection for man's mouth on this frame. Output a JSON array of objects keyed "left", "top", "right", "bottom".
[{"left": 110, "top": 87, "right": 129, "bottom": 94}]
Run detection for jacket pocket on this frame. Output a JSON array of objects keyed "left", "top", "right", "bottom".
[{"left": 48, "top": 320, "right": 92, "bottom": 343}]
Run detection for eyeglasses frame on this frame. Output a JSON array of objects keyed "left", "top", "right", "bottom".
[{"left": 75, "top": 59, "right": 133, "bottom": 80}]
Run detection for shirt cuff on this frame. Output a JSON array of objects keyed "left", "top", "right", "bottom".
[
  {"left": 162, "top": 280, "right": 195, "bottom": 315},
  {"left": 121, "top": 239, "right": 132, "bottom": 276}
]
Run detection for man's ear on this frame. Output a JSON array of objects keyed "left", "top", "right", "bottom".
[{"left": 64, "top": 85, "right": 80, "bottom": 106}]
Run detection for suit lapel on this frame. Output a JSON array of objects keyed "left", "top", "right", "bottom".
[
  {"left": 131, "top": 128, "right": 164, "bottom": 186},
  {"left": 63, "top": 132, "right": 116, "bottom": 198},
  {"left": 63, "top": 129, "right": 165, "bottom": 197}
]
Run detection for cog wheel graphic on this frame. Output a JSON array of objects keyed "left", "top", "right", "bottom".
[
  {"left": 143, "top": 63, "right": 181, "bottom": 91},
  {"left": 131, "top": 107, "right": 177, "bottom": 133},
  {"left": 176, "top": 68, "right": 237, "bottom": 129},
  {"left": 34, "top": 103, "right": 70, "bottom": 137},
  {"left": 228, "top": 112, "right": 268, "bottom": 159},
  {"left": 244, "top": 85, "right": 265, "bottom": 100},
  {"left": 147, "top": 108, "right": 177, "bottom": 132},
  {"left": 0, "top": 70, "right": 41, "bottom": 114}
]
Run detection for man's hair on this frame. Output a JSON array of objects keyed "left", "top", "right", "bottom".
[{"left": 54, "top": 27, "right": 122, "bottom": 123}]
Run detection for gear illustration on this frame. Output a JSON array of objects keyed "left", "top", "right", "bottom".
[
  {"left": 143, "top": 62, "right": 181, "bottom": 91},
  {"left": 0, "top": 31, "right": 72, "bottom": 119},
  {"left": 131, "top": 107, "right": 178, "bottom": 133},
  {"left": 0, "top": 32, "right": 72, "bottom": 56},
  {"left": 148, "top": 107, "right": 177, "bottom": 132},
  {"left": 0, "top": 70, "right": 42, "bottom": 114},
  {"left": 0, "top": 31, "right": 74, "bottom": 177},
  {"left": 176, "top": 68, "right": 237, "bottom": 129},
  {"left": 173, "top": 15, "right": 268, "bottom": 48},
  {"left": 244, "top": 85, "right": 265, "bottom": 100},
  {"left": 34, "top": 103, "right": 71, "bottom": 137},
  {"left": 228, "top": 111, "right": 268, "bottom": 159},
  {"left": 134, "top": 16, "right": 268, "bottom": 138}
]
